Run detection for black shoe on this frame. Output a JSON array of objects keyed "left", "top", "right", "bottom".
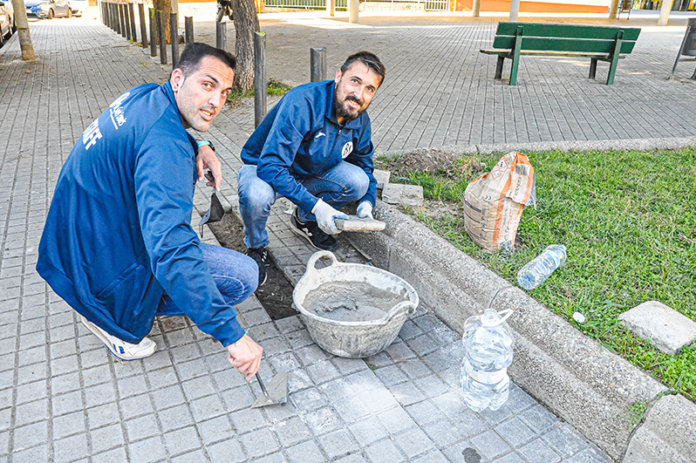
[
  {"left": 246, "top": 247, "right": 268, "bottom": 287},
  {"left": 290, "top": 208, "right": 338, "bottom": 251}
]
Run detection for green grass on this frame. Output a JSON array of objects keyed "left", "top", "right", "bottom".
[
  {"left": 382, "top": 148, "right": 696, "bottom": 400},
  {"left": 227, "top": 78, "right": 293, "bottom": 103}
]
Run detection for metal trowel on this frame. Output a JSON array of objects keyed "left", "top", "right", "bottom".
[{"left": 251, "top": 372, "right": 288, "bottom": 408}]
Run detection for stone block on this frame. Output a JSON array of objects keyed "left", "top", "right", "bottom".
[
  {"left": 619, "top": 301, "right": 696, "bottom": 354},
  {"left": 373, "top": 169, "right": 391, "bottom": 190},
  {"left": 381, "top": 183, "right": 424, "bottom": 209}
]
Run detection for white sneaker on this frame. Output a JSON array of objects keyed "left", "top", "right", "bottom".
[{"left": 80, "top": 316, "right": 156, "bottom": 361}]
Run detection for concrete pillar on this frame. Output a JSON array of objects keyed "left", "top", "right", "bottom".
[
  {"left": 509, "top": 0, "right": 520, "bottom": 21},
  {"left": 349, "top": 0, "right": 358, "bottom": 23},
  {"left": 326, "top": 0, "right": 335, "bottom": 17},
  {"left": 658, "top": 0, "right": 674, "bottom": 25},
  {"left": 473, "top": 0, "right": 481, "bottom": 17},
  {"left": 609, "top": 0, "right": 620, "bottom": 19},
  {"left": 510, "top": 0, "right": 520, "bottom": 22}
]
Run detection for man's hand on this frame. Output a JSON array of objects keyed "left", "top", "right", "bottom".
[
  {"left": 356, "top": 201, "right": 374, "bottom": 219},
  {"left": 196, "top": 145, "right": 222, "bottom": 191},
  {"left": 227, "top": 334, "right": 263, "bottom": 380},
  {"left": 312, "top": 199, "right": 348, "bottom": 235}
]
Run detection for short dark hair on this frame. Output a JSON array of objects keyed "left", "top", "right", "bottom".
[
  {"left": 176, "top": 43, "right": 236, "bottom": 76},
  {"left": 340, "top": 51, "right": 385, "bottom": 84}
]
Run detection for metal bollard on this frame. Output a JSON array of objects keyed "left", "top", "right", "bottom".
[
  {"left": 156, "top": 10, "right": 167, "bottom": 64},
  {"left": 170, "top": 13, "right": 179, "bottom": 68},
  {"left": 120, "top": 4, "right": 127, "bottom": 38},
  {"left": 149, "top": 9, "right": 157, "bottom": 57},
  {"left": 185, "top": 16, "right": 193, "bottom": 44},
  {"left": 138, "top": 3, "right": 148, "bottom": 48},
  {"left": 216, "top": 22, "right": 226, "bottom": 51},
  {"left": 129, "top": 3, "right": 137, "bottom": 42},
  {"left": 254, "top": 32, "right": 267, "bottom": 128},
  {"left": 124, "top": 2, "right": 132, "bottom": 41},
  {"left": 310, "top": 47, "right": 327, "bottom": 82}
]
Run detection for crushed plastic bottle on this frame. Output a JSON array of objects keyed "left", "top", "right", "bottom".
[
  {"left": 461, "top": 308, "right": 514, "bottom": 412},
  {"left": 516, "top": 244, "right": 567, "bottom": 290}
]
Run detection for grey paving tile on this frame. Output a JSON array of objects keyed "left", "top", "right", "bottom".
[
  {"left": 565, "top": 446, "right": 612, "bottom": 463},
  {"left": 377, "top": 406, "right": 418, "bottom": 435},
  {"left": 240, "top": 428, "right": 279, "bottom": 459},
  {"left": 518, "top": 404, "right": 559, "bottom": 434},
  {"left": 53, "top": 410, "right": 86, "bottom": 440},
  {"left": 495, "top": 416, "right": 538, "bottom": 448},
  {"left": 285, "top": 439, "right": 326, "bottom": 463},
  {"left": 318, "top": 428, "right": 360, "bottom": 459},
  {"left": 128, "top": 436, "right": 167, "bottom": 463},
  {"left": 125, "top": 414, "right": 160, "bottom": 442},
  {"left": 171, "top": 449, "right": 208, "bottom": 463},
  {"left": 471, "top": 430, "right": 513, "bottom": 460},
  {"left": 164, "top": 426, "right": 202, "bottom": 456},
  {"left": 275, "top": 416, "right": 313, "bottom": 447},
  {"left": 365, "top": 438, "right": 405, "bottom": 463},
  {"left": 13, "top": 421, "right": 48, "bottom": 452},
  {"left": 393, "top": 427, "right": 436, "bottom": 459},
  {"left": 198, "top": 416, "right": 235, "bottom": 445},
  {"left": 87, "top": 403, "right": 121, "bottom": 429},
  {"left": 190, "top": 394, "right": 227, "bottom": 421},
  {"left": 374, "top": 364, "right": 408, "bottom": 386},
  {"left": 89, "top": 423, "right": 124, "bottom": 454},
  {"left": 11, "top": 445, "right": 48, "bottom": 463},
  {"left": 15, "top": 379, "right": 48, "bottom": 405},
  {"left": 120, "top": 393, "right": 155, "bottom": 420},
  {"left": 300, "top": 406, "right": 343, "bottom": 436},
  {"left": 53, "top": 391, "right": 85, "bottom": 416},
  {"left": 230, "top": 407, "right": 266, "bottom": 434},
  {"left": 158, "top": 404, "right": 195, "bottom": 432},
  {"left": 519, "top": 437, "right": 562, "bottom": 463}
]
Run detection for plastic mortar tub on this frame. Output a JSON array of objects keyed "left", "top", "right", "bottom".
[{"left": 293, "top": 251, "right": 419, "bottom": 358}]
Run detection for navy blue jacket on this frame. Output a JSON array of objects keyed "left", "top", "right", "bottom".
[
  {"left": 240, "top": 80, "right": 377, "bottom": 213},
  {"left": 37, "top": 82, "right": 245, "bottom": 346}
]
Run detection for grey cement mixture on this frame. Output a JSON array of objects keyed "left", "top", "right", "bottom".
[{"left": 303, "top": 281, "right": 408, "bottom": 322}]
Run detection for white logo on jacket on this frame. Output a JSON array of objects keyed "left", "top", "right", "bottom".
[{"left": 341, "top": 141, "right": 353, "bottom": 159}]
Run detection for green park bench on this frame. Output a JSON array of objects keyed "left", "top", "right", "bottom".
[{"left": 480, "top": 22, "right": 642, "bottom": 86}]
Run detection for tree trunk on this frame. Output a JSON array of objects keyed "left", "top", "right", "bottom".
[
  {"left": 230, "top": 0, "right": 260, "bottom": 91},
  {"left": 153, "top": 0, "right": 172, "bottom": 44}
]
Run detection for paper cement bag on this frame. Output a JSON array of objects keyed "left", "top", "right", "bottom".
[{"left": 463, "top": 152, "right": 536, "bottom": 252}]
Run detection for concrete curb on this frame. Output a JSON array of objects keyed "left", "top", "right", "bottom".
[{"left": 345, "top": 201, "right": 695, "bottom": 461}]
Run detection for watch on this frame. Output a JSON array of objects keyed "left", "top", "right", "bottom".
[{"left": 197, "top": 140, "right": 215, "bottom": 152}]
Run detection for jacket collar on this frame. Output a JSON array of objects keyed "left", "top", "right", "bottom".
[
  {"left": 163, "top": 80, "right": 199, "bottom": 155},
  {"left": 325, "top": 80, "right": 363, "bottom": 130}
]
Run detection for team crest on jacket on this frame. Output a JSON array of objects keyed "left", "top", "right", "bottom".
[{"left": 341, "top": 141, "right": 353, "bottom": 159}]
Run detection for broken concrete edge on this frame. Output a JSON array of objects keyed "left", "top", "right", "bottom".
[
  {"left": 623, "top": 392, "right": 696, "bottom": 463},
  {"left": 343, "top": 201, "right": 695, "bottom": 461}
]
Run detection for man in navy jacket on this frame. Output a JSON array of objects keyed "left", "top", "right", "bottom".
[
  {"left": 37, "top": 43, "right": 263, "bottom": 377},
  {"left": 229, "top": 51, "right": 385, "bottom": 286}
]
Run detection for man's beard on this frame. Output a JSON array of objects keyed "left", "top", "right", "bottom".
[{"left": 334, "top": 93, "right": 363, "bottom": 122}]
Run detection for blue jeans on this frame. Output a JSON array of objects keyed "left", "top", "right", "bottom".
[
  {"left": 156, "top": 243, "right": 258, "bottom": 316},
  {"left": 237, "top": 162, "right": 369, "bottom": 249}
]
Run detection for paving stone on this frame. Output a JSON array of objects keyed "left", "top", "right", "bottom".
[
  {"left": 120, "top": 393, "right": 155, "bottom": 420},
  {"left": 306, "top": 359, "right": 342, "bottom": 384},
  {"left": 495, "top": 416, "right": 537, "bottom": 448},
  {"left": 471, "top": 430, "right": 513, "bottom": 460},
  {"left": 318, "top": 428, "right": 360, "bottom": 459},
  {"left": 128, "top": 436, "right": 167, "bottom": 463},
  {"left": 374, "top": 364, "right": 408, "bottom": 386},
  {"left": 171, "top": 449, "right": 208, "bottom": 463},
  {"left": 519, "top": 437, "right": 562, "bottom": 463},
  {"left": 89, "top": 423, "right": 124, "bottom": 454},
  {"left": 542, "top": 422, "right": 594, "bottom": 457},
  {"left": 198, "top": 416, "right": 235, "bottom": 445},
  {"left": 11, "top": 444, "right": 48, "bottom": 463},
  {"left": 84, "top": 383, "right": 117, "bottom": 408},
  {"left": 518, "top": 405, "right": 559, "bottom": 434},
  {"left": 52, "top": 410, "right": 86, "bottom": 440},
  {"left": 393, "top": 427, "right": 436, "bottom": 459},
  {"left": 87, "top": 403, "right": 121, "bottom": 429},
  {"left": 377, "top": 407, "right": 418, "bottom": 435},
  {"left": 365, "top": 438, "right": 405, "bottom": 463},
  {"left": 158, "top": 404, "right": 195, "bottom": 432},
  {"left": 15, "top": 379, "right": 48, "bottom": 405},
  {"left": 53, "top": 432, "right": 90, "bottom": 462},
  {"left": 619, "top": 301, "right": 696, "bottom": 354},
  {"left": 230, "top": 408, "right": 266, "bottom": 434},
  {"left": 348, "top": 418, "right": 390, "bottom": 446},
  {"left": 240, "top": 428, "right": 279, "bottom": 459},
  {"left": 275, "top": 416, "right": 313, "bottom": 447},
  {"left": 190, "top": 394, "right": 227, "bottom": 421},
  {"left": 301, "top": 406, "right": 343, "bottom": 435},
  {"left": 163, "top": 426, "right": 202, "bottom": 456},
  {"left": 285, "top": 440, "right": 327, "bottom": 463},
  {"left": 125, "top": 414, "right": 160, "bottom": 442}
]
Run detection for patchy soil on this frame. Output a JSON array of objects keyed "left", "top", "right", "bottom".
[
  {"left": 208, "top": 214, "right": 297, "bottom": 321},
  {"left": 376, "top": 148, "right": 482, "bottom": 179}
]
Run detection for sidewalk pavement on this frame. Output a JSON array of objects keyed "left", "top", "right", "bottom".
[{"left": 0, "top": 11, "right": 692, "bottom": 462}]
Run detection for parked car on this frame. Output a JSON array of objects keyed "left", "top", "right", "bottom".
[
  {"left": 26, "top": 0, "right": 72, "bottom": 19},
  {"left": 70, "top": 0, "right": 88, "bottom": 17},
  {"left": 0, "top": 0, "right": 15, "bottom": 45}
]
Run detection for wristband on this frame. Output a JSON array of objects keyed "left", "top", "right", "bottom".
[{"left": 197, "top": 140, "right": 215, "bottom": 152}]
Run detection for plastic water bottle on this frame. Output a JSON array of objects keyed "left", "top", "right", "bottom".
[
  {"left": 461, "top": 308, "right": 514, "bottom": 412},
  {"left": 516, "top": 245, "right": 567, "bottom": 290}
]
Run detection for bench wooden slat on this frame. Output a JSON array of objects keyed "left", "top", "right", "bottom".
[
  {"left": 495, "top": 22, "right": 641, "bottom": 41},
  {"left": 480, "top": 49, "right": 626, "bottom": 61},
  {"left": 491, "top": 36, "right": 637, "bottom": 54}
]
